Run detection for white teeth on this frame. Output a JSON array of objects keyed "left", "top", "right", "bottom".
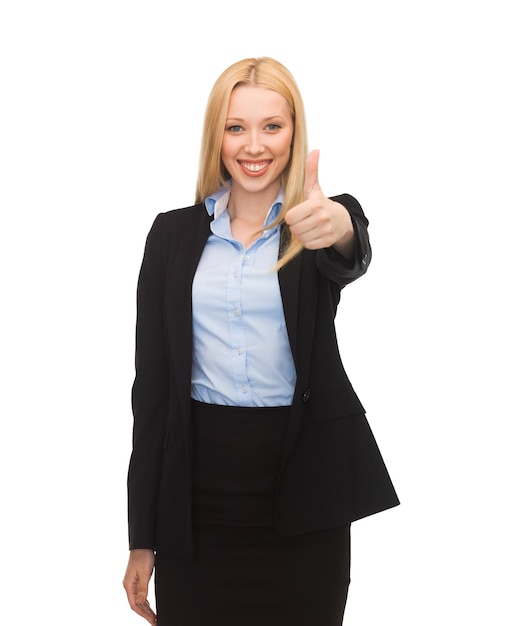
[{"left": 240, "top": 161, "right": 269, "bottom": 172}]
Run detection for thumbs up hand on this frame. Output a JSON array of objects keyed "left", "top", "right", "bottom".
[{"left": 284, "top": 150, "right": 355, "bottom": 257}]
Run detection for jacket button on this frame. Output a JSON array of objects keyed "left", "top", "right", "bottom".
[{"left": 302, "top": 389, "right": 311, "bottom": 402}]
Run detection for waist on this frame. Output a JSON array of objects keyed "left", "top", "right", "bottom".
[{"left": 191, "top": 400, "right": 289, "bottom": 527}]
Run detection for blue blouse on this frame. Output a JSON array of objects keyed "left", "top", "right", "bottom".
[{"left": 190, "top": 185, "right": 297, "bottom": 407}]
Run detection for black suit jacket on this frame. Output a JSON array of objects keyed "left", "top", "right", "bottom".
[{"left": 127, "top": 194, "right": 399, "bottom": 559}]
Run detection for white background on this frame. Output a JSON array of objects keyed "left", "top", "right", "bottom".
[{"left": 1, "top": 1, "right": 505, "bottom": 624}]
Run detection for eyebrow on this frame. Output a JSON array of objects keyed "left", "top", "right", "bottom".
[{"left": 225, "top": 115, "right": 287, "bottom": 123}]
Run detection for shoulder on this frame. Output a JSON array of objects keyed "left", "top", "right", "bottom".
[
  {"left": 152, "top": 203, "right": 206, "bottom": 230},
  {"left": 146, "top": 203, "right": 207, "bottom": 242},
  {"left": 141, "top": 203, "right": 207, "bottom": 260}
]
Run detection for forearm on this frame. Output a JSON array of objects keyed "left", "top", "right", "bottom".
[
  {"left": 316, "top": 194, "right": 371, "bottom": 287},
  {"left": 330, "top": 200, "right": 355, "bottom": 259}
]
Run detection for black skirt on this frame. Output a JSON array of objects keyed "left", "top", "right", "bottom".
[{"left": 154, "top": 401, "right": 351, "bottom": 626}]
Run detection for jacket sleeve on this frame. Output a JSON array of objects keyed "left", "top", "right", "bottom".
[
  {"left": 315, "top": 193, "right": 372, "bottom": 287},
  {"left": 127, "top": 213, "right": 169, "bottom": 550}
]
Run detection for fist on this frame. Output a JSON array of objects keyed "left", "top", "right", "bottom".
[{"left": 284, "top": 150, "right": 354, "bottom": 255}]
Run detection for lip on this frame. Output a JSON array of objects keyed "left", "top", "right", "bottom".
[{"left": 237, "top": 159, "right": 272, "bottom": 177}]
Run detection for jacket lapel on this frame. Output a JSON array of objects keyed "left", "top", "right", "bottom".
[
  {"left": 277, "top": 225, "right": 302, "bottom": 368},
  {"left": 278, "top": 225, "right": 318, "bottom": 388},
  {"left": 277, "top": 232, "right": 318, "bottom": 471},
  {"left": 165, "top": 206, "right": 212, "bottom": 417}
]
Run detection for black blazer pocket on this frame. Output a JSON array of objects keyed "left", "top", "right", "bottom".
[{"left": 307, "top": 389, "right": 366, "bottom": 422}]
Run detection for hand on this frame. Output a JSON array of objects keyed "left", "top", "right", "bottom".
[
  {"left": 284, "top": 150, "right": 355, "bottom": 257},
  {"left": 123, "top": 549, "right": 157, "bottom": 624}
]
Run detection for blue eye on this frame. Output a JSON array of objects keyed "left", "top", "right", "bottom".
[
  {"left": 266, "top": 123, "right": 281, "bottom": 131},
  {"left": 227, "top": 125, "right": 243, "bottom": 133}
]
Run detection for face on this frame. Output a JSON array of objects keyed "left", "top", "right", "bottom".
[{"left": 221, "top": 85, "right": 294, "bottom": 198}]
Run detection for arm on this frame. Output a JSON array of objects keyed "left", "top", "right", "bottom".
[
  {"left": 315, "top": 193, "right": 371, "bottom": 287},
  {"left": 284, "top": 150, "right": 371, "bottom": 286},
  {"left": 128, "top": 214, "right": 170, "bottom": 550},
  {"left": 124, "top": 215, "right": 169, "bottom": 619}
]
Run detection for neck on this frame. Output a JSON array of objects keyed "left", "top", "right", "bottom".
[
  {"left": 227, "top": 185, "right": 281, "bottom": 248},
  {"left": 227, "top": 184, "right": 280, "bottom": 224}
]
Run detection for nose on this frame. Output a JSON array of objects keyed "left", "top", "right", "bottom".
[{"left": 244, "top": 131, "right": 264, "bottom": 156}]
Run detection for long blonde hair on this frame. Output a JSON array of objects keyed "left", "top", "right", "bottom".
[{"left": 195, "top": 57, "right": 308, "bottom": 269}]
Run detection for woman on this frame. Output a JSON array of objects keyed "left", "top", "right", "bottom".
[{"left": 123, "top": 56, "right": 399, "bottom": 626}]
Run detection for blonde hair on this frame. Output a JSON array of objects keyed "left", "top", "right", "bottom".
[{"left": 195, "top": 57, "right": 308, "bottom": 269}]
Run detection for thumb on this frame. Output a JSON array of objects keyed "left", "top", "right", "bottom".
[{"left": 304, "top": 149, "right": 321, "bottom": 199}]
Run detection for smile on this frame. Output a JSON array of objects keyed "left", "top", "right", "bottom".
[{"left": 238, "top": 160, "right": 272, "bottom": 174}]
